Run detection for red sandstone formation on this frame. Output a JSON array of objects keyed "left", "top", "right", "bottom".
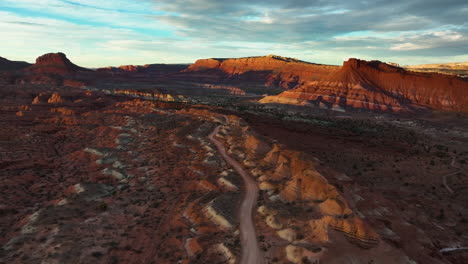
[
  {"left": 260, "top": 58, "right": 468, "bottom": 112},
  {"left": 185, "top": 55, "right": 467, "bottom": 112},
  {"left": 26, "top": 52, "right": 89, "bottom": 75},
  {"left": 0, "top": 53, "right": 92, "bottom": 86},
  {"left": 185, "top": 55, "right": 339, "bottom": 89},
  {"left": 118, "top": 65, "right": 140, "bottom": 72},
  {"left": 2, "top": 52, "right": 466, "bottom": 114},
  {"left": 63, "top": 79, "right": 86, "bottom": 88}
]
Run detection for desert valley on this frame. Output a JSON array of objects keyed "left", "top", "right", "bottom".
[{"left": 0, "top": 51, "right": 467, "bottom": 264}]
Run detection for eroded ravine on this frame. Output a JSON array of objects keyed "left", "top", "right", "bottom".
[{"left": 208, "top": 124, "right": 264, "bottom": 264}]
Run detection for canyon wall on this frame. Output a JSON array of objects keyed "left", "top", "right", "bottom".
[
  {"left": 261, "top": 58, "right": 468, "bottom": 112},
  {"left": 185, "top": 55, "right": 340, "bottom": 89}
]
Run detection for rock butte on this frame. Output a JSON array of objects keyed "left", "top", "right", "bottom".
[{"left": 27, "top": 52, "right": 90, "bottom": 75}]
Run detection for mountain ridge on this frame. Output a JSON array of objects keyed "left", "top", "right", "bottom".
[
  {"left": 260, "top": 58, "right": 468, "bottom": 112},
  {"left": 0, "top": 57, "right": 32, "bottom": 72}
]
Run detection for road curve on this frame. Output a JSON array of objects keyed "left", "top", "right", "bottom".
[{"left": 209, "top": 124, "right": 264, "bottom": 264}]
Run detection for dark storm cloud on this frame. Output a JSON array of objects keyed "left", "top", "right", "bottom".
[{"left": 150, "top": 0, "right": 468, "bottom": 58}]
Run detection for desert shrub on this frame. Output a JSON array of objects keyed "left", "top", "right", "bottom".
[
  {"left": 435, "top": 151, "right": 449, "bottom": 158},
  {"left": 434, "top": 144, "right": 448, "bottom": 152},
  {"left": 91, "top": 251, "right": 103, "bottom": 258},
  {"left": 97, "top": 202, "right": 108, "bottom": 211}
]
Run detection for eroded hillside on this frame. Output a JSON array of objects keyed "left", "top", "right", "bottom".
[{"left": 0, "top": 85, "right": 247, "bottom": 263}]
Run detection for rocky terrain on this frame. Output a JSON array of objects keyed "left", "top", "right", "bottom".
[
  {"left": 238, "top": 112, "right": 468, "bottom": 264},
  {"left": 1, "top": 52, "right": 467, "bottom": 263},
  {"left": 0, "top": 84, "right": 252, "bottom": 263}
]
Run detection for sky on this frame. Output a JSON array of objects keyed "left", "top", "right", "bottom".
[{"left": 0, "top": 0, "right": 467, "bottom": 67}]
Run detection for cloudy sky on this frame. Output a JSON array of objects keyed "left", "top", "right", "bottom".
[{"left": 0, "top": 0, "right": 467, "bottom": 67}]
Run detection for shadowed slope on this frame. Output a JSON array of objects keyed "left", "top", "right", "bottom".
[{"left": 0, "top": 57, "right": 31, "bottom": 72}]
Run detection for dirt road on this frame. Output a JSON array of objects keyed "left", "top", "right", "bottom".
[{"left": 209, "top": 124, "right": 264, "bottom": 264}]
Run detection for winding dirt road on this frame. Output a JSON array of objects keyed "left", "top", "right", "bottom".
[{"left": 209, "top": 124, "right": 264, "bottom": 264}]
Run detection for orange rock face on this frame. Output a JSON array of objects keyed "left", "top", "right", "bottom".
[
  {"left": 185, "top": 55, "right": 467, "bottom": 112},
  {"left": 4, "top": 52, "right": 466, "bottom": 114},
  {"left": 26, "top": 52, "right": 89, "bottom": 75},
  {"left": 185, "top": 55, "right": 339, "bottom": 89},
  {"left": 118, "top": 65, "right": 140, "bottom": 72},
  {"left": 261, "top": 58, "right": 468, "bottom": 112},
  {"left": 47, "top": 92, "right": 64, "bottom": 104}
]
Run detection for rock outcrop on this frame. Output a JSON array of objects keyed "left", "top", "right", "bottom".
[
  {"left": 219, "top": 114, "right": 455, "bottom": 263},
  {"left": 261, "top": 58, "right": 468, "bottom": 112},
  {"left": 219, "top": 115, "right": 391, "bottom": 263},
  {"left": 47, "top": 92, "right": 64, "bottom": 104},
  {"left": 185, "top": 55, "right": 340, "bottom": 89},
  {"left": 5, "top": 52, "right": 466, "bottom": 114},
  {"left": 1, "top": 53, "right": 92, "bottom": 86},
  {"left": 26, "top": 52, "right": 89, "bottom": 75}
]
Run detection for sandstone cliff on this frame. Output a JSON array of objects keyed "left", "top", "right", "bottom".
[
  {"left": 185, "top": 55, "right": 340, "bottom": 89},
  {"left": 261, "top": 58, "right": 468, "bottom": 112}
]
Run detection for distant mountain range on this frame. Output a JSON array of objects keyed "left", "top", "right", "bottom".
[
  {"left": 1, "top": 52, "right": 467, "bottom": 113},
  {"left": 405, "top": 62, "right": 468, "bottom": 77},
  {"left": 0, "top": 57, "right": 31, "bottom": 72}
]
